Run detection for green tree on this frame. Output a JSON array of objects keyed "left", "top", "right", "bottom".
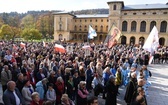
[
  {"left": 8, "top": 15, "right": 20, "bottom": 27},
  {"left": 21, "top": 14, "right": 35, "bottom": 29},
  {"left": 2, "top": 13, "right": 9, "bottom": 24},
  {"left": 0, "top": 24, "right": 20, "bottom": 40},
  {"left": 21, "top": 28, "right": 42, "bottom": 40},
  {"left": 0, "top": 24, "right": 13, "bottom": 40}
]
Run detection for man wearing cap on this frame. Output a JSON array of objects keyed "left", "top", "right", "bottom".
[{"left": 105, "top": 75, "right": 117, "bottom": 105}]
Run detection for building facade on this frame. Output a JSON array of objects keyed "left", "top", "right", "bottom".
[{"left": 53, "top": 1, "right": 168, "bottom": 46}]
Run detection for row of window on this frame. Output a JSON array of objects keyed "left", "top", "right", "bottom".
[
  {"left": 74, "top": 25, "right": 108, "bottom": 32},
  {"left": 75, "top": 19, "right": 109, "bottom": 22},
  {"left": 73, "top": 34, "right": 104, "bottom": 40},
  {"left": 122, "top": 20, "right": 167, "bottom": 32},
  {"left": 123, "top": 12, "right": 168, "bottom": 15},
  {"left": 121, "top": 36, "right": 165, "bottom": 45}
]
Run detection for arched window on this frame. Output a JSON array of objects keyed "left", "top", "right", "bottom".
[
  {"left": 79, "top": 25, "right": 82, "bottom": 31},
  {"left": 160, "top": 21, "right": 167, "bottom": 32},
  {"left": 100, "top": 26, "right": 103, "bottom": 32},
  {"left": 95, "top": 25, "right": 97, "bottom": 31},
  {"left": 150, "top": 21, "right": 156, "bottom": 32},
  {"left": 122, "top": 21, "right": 127, "bottom": 31},
  {"left": 84, "top": 25, "right": 87, "bottom": 31},
  {"left": 99, "top": 35, "right": 103, "bottom": 41},
  {"left": 131, "top": 21, "right": 137, "bottom": 32},
  {"left": 74, "top": 25, "right": 77, "bottom": 31},
  {"left": 140, "top": 21, "right": 146, "bottom": 32},
  {"left": 113, "top": 5, "right": 116, "bottom": 10},
  {"left": 106, "top": 26, "right": 108, "bottom": 31},
  {"left": 74, "top": 34, "right": 77, "bottom": 40}
]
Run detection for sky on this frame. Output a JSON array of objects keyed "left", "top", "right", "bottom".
[{"left": 0, "top": 0, "right": 167, "bottom": 13}]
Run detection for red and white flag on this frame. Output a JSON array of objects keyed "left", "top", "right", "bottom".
[
  {"left": 20, "top": 42, "right": 26, "bottom": 52},
  {"left": 13, "top": 44, "right": 18, "bottom": 51},
  {"left": 20, "top": 42, "right": 25, "bottom": 48},
  {"left": 54, "top": 44, "right": 66, "bottom": 53}
]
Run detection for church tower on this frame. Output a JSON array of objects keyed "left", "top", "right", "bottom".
[{"left": 107, "top": 1, "right": 124, "bottom": 29}]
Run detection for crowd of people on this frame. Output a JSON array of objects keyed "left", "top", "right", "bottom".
[{"left": 0, "top": 40, "right": 168, "bottom": 105}]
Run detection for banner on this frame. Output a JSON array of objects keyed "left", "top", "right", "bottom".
[
  {"left": 104, "top": 24, "right": 121, "bottom": 48},
  {"left": 66, "top": 46, "right": 73, "bottom": 54}
]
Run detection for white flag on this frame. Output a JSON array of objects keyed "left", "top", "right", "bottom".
[
  {"left": 88, "top": 25, "right": 97, "bottom": 39},
  {"left": 143, "top": 26, "right": 159, "bottom": 54},
  {"left": 43, "top": 41, "right": 46, "bottom": 47}
]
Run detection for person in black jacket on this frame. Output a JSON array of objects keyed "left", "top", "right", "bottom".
[
  {"left": 16, "top": 73, "right": 25, "bottom": 93},
  {"left": 124, "top": 72, "right": 137, "bottom": 105},
  {"left": 3, "top": 81, "right": 25, "bottom": 105},
  {"left": 105, "top": 75, "right": 117, "bottom": 105},
  {"left": 67, "top": 76, "right": 75, "bottom": 101}
]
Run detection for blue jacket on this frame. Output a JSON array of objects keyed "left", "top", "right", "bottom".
[
  {"left": 3, "top": 88, "right": 25, "bottom": 105},
  {"left": 85, "top": 69, "right": 93, "bottom": 82},
  {"left": 35, "top": 81, "right": 45, "bottom": 100}
]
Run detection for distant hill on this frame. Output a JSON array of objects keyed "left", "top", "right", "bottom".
[
  {"left": 0, "top": 9, "right": 109, "bottom": 19},
  {"left": 72, "top": 8, "right": 109, "bottom": 15}
]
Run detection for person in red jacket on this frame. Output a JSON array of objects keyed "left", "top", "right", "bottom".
[
  {"left": 30, "top": 92, "right": 43, "bottom": 105},
  {"left": 55, "top": 77, "right": 64, "bottom": 105}
]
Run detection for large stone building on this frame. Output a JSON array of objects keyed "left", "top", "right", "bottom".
[{"left": 53, "top": 1, "right": 168, "bottom": 46}]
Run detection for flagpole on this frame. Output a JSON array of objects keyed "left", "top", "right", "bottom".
[
  {"left": 87, "top": 25, "right": 89, "bottom": 43},
  {"left": 104, "top": 23, "right": 114, "bottom": 45}
]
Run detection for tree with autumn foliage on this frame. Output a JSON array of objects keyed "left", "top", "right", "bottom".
[
  {"left": 36, "top": 12, "right": 54, "bottom": 39},
  {"left": 21, "top": 14, "right": 35, "bottom": 29}
]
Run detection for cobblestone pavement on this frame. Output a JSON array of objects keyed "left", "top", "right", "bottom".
[{"left": 0, "top": 64, "right": 168, "bottom": 105}]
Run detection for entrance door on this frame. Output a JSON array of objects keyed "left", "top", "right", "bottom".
[
  {"left": 159, "top": 37, "right": 165, "bottom": 46},
  {"left": 121, "top": 36, "right": 127, "bottom": 44},
  {"left": 59, "top": 34, "right": 63, "bottom": 41},
  {"left": 130, "top": 36, "right": 136, "bottom": 45},
  {"left": 139, "top": 37, "right": 145, "bottom": 46}
]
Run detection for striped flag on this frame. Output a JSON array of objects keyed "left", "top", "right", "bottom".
[{"left": 54, "top": 44, "right": 66, "bottom": 53}]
